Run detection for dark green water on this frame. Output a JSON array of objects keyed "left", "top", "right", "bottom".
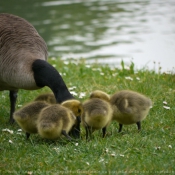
[{"left": 0, "top": 0, "right": 175, "bottom": 71}]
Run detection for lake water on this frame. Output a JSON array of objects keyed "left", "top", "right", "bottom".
[{"left": 0, "top": 0, "right": 175, "bottom": 72}]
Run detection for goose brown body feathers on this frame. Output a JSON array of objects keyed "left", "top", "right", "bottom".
[{"left": 0, "top": 13, "right": 74, "bottom": 123}]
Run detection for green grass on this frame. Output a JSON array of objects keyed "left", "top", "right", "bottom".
[{"left": 0, "top": 58, "right": 175, "bottom": 174}]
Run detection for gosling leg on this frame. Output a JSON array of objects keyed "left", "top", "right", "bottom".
[
  {"left": 118, "top": 123, "right": 123, "bottom": 133},
  {"left": 102, "top": 127, "right": 106, "bottom": 138},
  {"left": 26, "top": 132, "right": 30, "bottom": 139},
  {"left": 62, "top": 130, "right": 72, "bottom": 141},
  {"left": 136, "top": 121, "right": 141, "bottom": 131},
  {"left": 9, "top": 90, "right": 18, "bottom": 124}
]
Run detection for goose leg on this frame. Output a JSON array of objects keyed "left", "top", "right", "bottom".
[
  {"left": 118, "top": 123, "right": 123, "bottom": 133},
  {"left": 9, "top": 90, "right": 18, "bottom": 124},
  {"left": 136, "top": 121, "right": 141, "bottom": 131},
  {"left": 26, "top": 132, "right": 30, "bottom": 139},
  {"left": 102, "top": 127, "right": 106, "bottom": 138},
  {"left": 62, "top": 130, "right": 72, "bottom": 141}
]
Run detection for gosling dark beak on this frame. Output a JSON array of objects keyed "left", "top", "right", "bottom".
[{"left": 70, "top": 116, "right": 81, "bottom": 139}]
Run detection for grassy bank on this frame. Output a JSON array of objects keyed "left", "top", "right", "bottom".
[{"left": 0, "top": 58, "right": 175, "bottom": 174}]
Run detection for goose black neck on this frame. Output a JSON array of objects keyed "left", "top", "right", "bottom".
[{"left": 32, "top": 59, "right": 74, "bottom": 103}]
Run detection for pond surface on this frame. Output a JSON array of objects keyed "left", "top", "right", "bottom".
[{"left": 0, "top": 0, "right": 175, "bottom": 72}]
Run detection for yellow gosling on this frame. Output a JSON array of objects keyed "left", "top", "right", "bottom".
[
  {"left": 81, "top": 98, "right": 113, "bottom": 139},
  {"left": 13, "top": 101, "right": 49, "bottom": 139},
  {"left": 37, "top": 104, "right": 77, "bottom": 141},
  {"left": 110, "top": 90, "right": 152, "bottom": 132}
]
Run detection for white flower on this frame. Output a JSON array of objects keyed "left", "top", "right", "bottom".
[
  {"left": 99, "top": 158, "right": 104, "bottom": 162},
  {"left": 17, "top": 129, "right": 22, "bottom": 132},
  {"left": 70, "top": 91, "right": 78, "bottom": 96},
  {"left": 51, "top": 57, "right": 56, "bottom": 60},
  {"left": 155, "top": 146, "right": 161, "bottom": 150},
  {"left": 119, "top": 154, "right": 124, "bottom": 157},
  {"left": 163, "top": 101, "right": 168, "bottom": 105},
  {"left": 168, "top": 145, "right": 172, "bottom": 149},
  {"left": 125, "top": 76, "right": 133, "bottom": 81},
  {"left": 85, "top": 65, "right": 91, "bottom": 68},
  {"left": 86, "top": 162, "right": 90, "bottom": 165},
  {"left": 105, "top": 148, "right": 109, "bottom": 153},
  {"left": 111, "top": 153, "right": 116, "bottom": 157},
  {"left": 79, "top": 92, "right": 86, "bottom": 99},
  {"left": 136, "top": 77, "right": 140, "bottom": 81},
  {"left": 2, "top": 129, "right": 14, "bottom": 134},
  {"left": 163, "top": 106, "right": 170, "bottom": 110},
  {"left": 64, "top": 61, "right": 69, "bottom": 65},
  {"left": 69, "top": 86, "right": 77, "bottom": 90},
  {"left": 9, "top": 140, "right": 13, "bottom": 144},
  {"left": 27, "top": 171, "right": 33, "bottom": 175},
  {"left": 75, "top": 143, "right": 78, "bottom": 146},
  {"left": 100, "top": 73, "right": 104, "bottom": 76}
]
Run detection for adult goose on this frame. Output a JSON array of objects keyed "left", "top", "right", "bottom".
[{"left": 0, "top": 13, "right": 74, "bottom": 123}]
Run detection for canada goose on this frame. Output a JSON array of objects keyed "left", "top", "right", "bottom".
[
  {"left": 81, "top": 98, "right": 113, "bottom": 139},
  {"left": 0, "top": 13, "right": 74, "bottom": 123},
  {"left": 110, "top": 90, "right": 152, "bottom": 132},
  {"left": 37, "top": 104, "right": 77, "bottom": 140},
  {"left": 13, "top": 101, "right": 49, "bottom": 139},
  {"left": 61, "top": 99, "right": 83, "bottom": 138},
  {"left": 34, "top": 93, "right": 56, "bottom": 104},
  {"left": 90, "top": 90, "right": 110, "bottom": 102}
]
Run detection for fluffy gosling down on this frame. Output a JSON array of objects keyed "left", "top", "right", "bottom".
[
  {"left": 13, "top": 101, "right": 49, "bottom": 139},
  {"left": 81, "top": 98, "right": 113, "bottom": 139},
  {"left": 34, "top": 93, "right": 56, "bottom": 104},
  {"left": 90, "top": 90, "right": 110, "bottom": 102},
  {"left": 37, "top": 104, "right": 78, "bottom": 141},
  {"left": 110, "top": 90, "right": 152, "bottom": 132}
]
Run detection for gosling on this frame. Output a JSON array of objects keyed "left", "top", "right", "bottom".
[
  {"left": 37, "top": 104, "right": 78, "bottom": 141},
  {"left": 61, "top": 99, "right": 83, "bottom": 138},
  {"left": 110, "top": 90, "right": 152, "bottom": 132},
  {"left": 34, "top": 93, "right": 56, "bottom": 104},
  {"left": 81, "top": 98, "right": 113, "bottom": 140},
  {"left": 13, "top": 101, "right": 49, "bottom": 139}
]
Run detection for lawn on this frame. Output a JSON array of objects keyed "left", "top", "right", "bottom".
[{"left": 0, "top": 58, "right": 175, "bottom": 174}]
